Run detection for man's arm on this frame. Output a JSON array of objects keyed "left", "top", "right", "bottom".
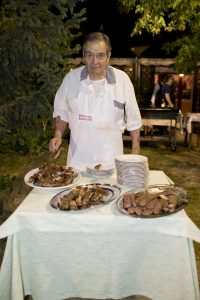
[
  {"left": 165, "top": 93, "right": 174, "bottom": 108},
  {"left": 130, "top": 128, "right": 140, "bottom": 154},
  {"left": 49, "top": 116, "right": 68, "bottom": 153}
]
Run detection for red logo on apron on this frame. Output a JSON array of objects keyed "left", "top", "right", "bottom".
[{"left": 79, "top": 114, "right": 92, "bottom": 121}]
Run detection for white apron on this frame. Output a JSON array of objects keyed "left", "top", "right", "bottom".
[{"left": 66, "top": 79, "right": 125, "bottom": 171}]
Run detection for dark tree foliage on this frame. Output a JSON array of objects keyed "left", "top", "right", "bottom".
[{"left": 0, "top": 0, "right": 85, "bottom": 153}]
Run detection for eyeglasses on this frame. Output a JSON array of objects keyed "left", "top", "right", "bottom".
[{"left": 84, "top": 51, "right": 108, "bottom": 60}]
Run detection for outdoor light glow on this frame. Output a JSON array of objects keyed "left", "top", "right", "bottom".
[{"left": 179, "top": 73, "right": 184, "bottom": 77}]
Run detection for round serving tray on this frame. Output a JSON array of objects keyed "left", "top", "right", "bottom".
[
  {"left": 116, "top": 186, "right": 190, "bottom": 218},
  {"left": 50, "top": 183, "right": 121, "bottom": 212}
]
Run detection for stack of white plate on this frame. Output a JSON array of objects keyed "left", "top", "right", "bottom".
[{"left": 115, "top": 154, "right": 149, "bottom": 189}]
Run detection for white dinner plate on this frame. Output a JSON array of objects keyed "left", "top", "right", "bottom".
[
  {"left": 24, "top": 167, "right": 83, "bottom": 190},
  {"left": 86, "top": 163, "right": 115, "bottom": 176},
  {"left": 115, "top": 154, "right": 148, "bottom": 163}
]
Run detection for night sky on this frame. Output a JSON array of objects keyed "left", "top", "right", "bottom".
[{"left": 78, "top": 0, "right": 177, "bottom": 59}]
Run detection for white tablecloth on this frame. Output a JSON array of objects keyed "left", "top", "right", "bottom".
[
  {"left": 186, "top": 113, "right": 200, "bottom": 134},
  {"left": 0, "top": 171, "right": 200, "bottom": 300}
]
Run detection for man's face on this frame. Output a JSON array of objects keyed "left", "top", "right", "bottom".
[{"left": 83, "top": 40, "right": 110, "bottom": 79}]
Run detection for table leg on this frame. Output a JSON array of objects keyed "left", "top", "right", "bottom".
[
  {"left": 197, "top": 133, "right": 200, "bottom": 147},
  {"left": 169, "top": 121, "right": 177, "bottom": 151},
  {"left": 184, "top": 130, "right": 188, "bottom": 146},
  {"left": 188, "top": 133, "right": 192, "bottom": 149}
]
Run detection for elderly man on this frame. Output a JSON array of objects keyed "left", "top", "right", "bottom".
[{"left": 49, "top": 32, "right": 142, "bottom": 170}]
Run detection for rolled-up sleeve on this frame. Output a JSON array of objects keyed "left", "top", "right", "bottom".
[{"left": 53, "top": 74, "right": 69, "bottom": 122}]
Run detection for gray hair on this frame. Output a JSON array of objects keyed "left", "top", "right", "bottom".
[{"left": 83, "top": 32, "right": 112, "bottom": 56}]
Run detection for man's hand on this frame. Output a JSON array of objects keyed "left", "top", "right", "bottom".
[
  {"left": 49, "top": 136, "right": 62, "bottom": 153},
  {"left": 49, "top": 116, "right": 67, "bottom": 153}
]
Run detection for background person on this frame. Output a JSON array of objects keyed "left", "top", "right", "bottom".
[
  {"left": 49, "top": 32, "right": 142, "bottom": 170},
  {"left": 150, "top": 73, "right": 166, "bottom": 108},
  {"left": 161, "top": 74, "right": 175, "bottom": 108}
]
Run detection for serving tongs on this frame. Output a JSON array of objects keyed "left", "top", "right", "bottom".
[{"left": 52, "top": 146, "right": 65, "bottom": 161}]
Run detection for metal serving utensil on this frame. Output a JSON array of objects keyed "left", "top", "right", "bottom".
[{"left": 52, "top": 146, "right": 65, "bottom": 161}]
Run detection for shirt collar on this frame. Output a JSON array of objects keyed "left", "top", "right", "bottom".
[{"left": 80, "top": 65, "right": 116, "bottom": 84}]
